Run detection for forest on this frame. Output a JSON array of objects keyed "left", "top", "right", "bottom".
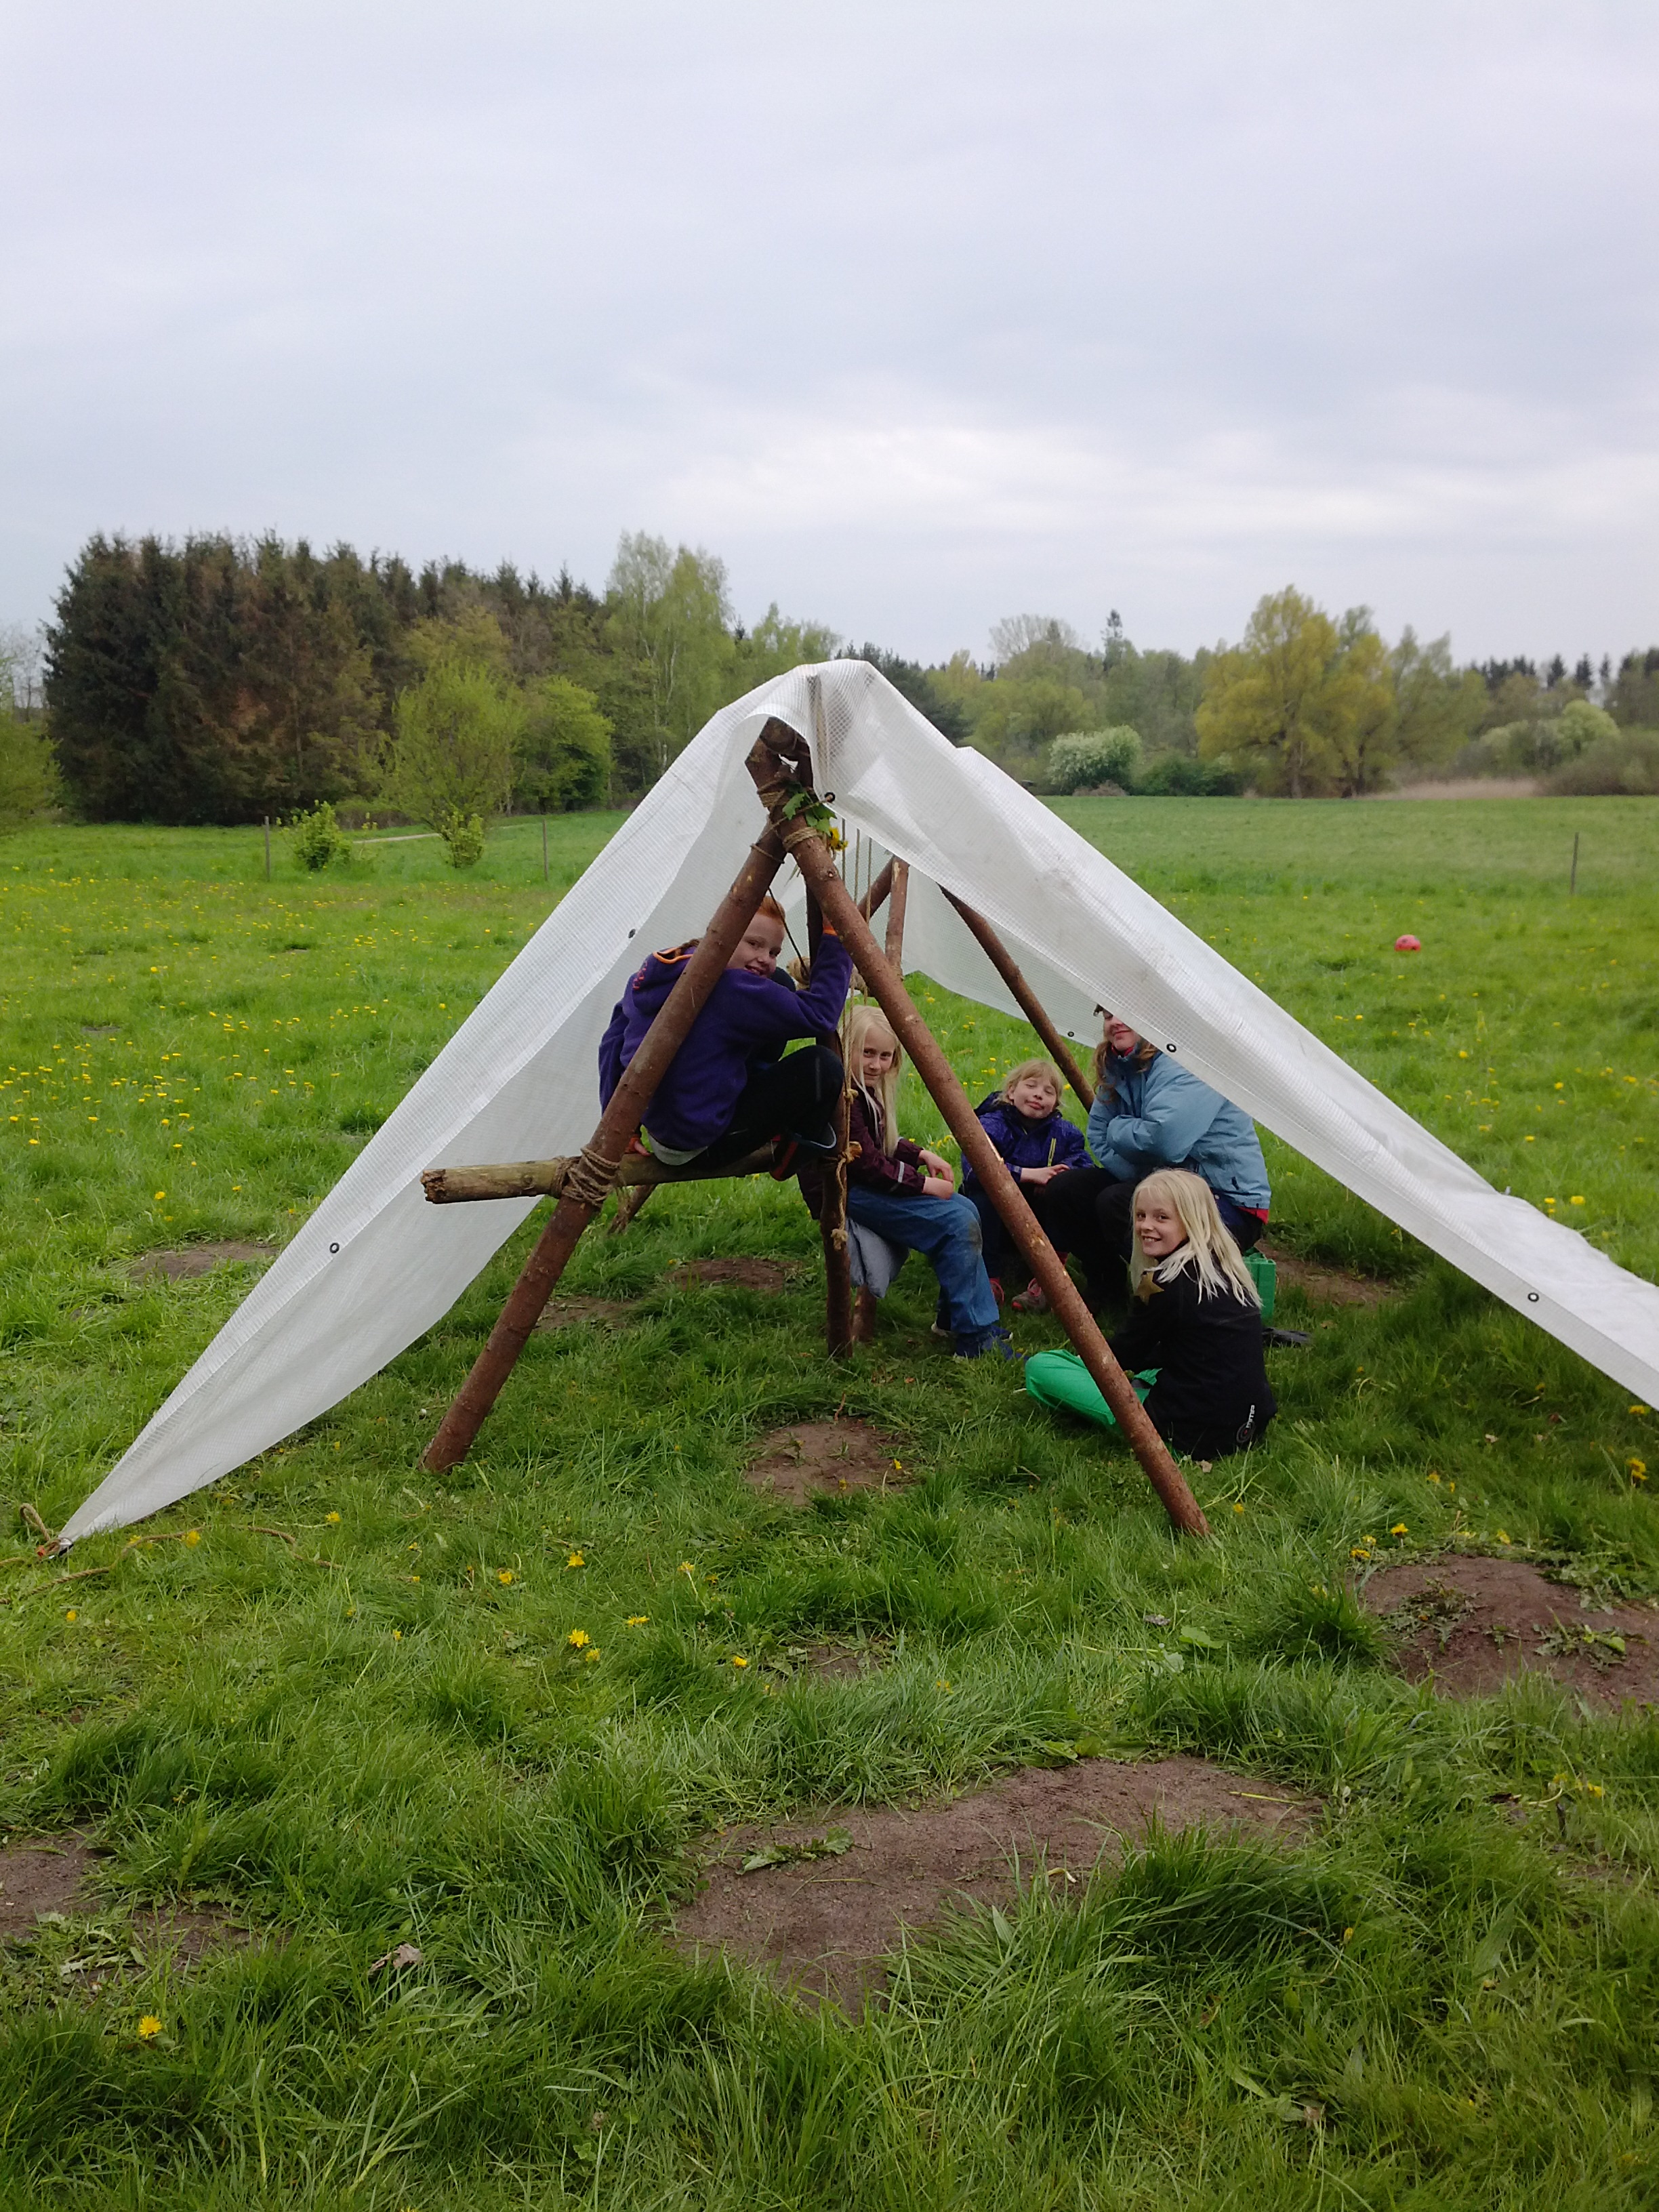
[{"left": 7, "top": 531, "right": 1659, "bottom": 833}]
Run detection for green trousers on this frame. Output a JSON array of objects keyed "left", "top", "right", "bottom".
[{"left": 1025, "top": 1348, "right": 1160, "bottom": 1433}]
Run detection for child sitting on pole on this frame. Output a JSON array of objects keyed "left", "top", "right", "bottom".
[
  {"left": 598, "top": 895, "right": 850, "bottom": 1171},
  {"left": 1026, "top": 1168, "right": 1275, "bottom": 1460},
  {"left": 962, "top": 1058, "right": 1088, "bottom": 1303},
  {"left": 836, "top": 1004, "right": 1012, "bottom": 1361}
]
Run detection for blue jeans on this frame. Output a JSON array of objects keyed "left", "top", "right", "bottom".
[{"left": 846, "top": 1186, "right": 1000, "bottom": 1336}]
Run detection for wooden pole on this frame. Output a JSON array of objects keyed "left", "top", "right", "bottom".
[
  {"left": 807, "top": 672, "right": 853, "bottom": 1357},
  {"left": 808, "top": 886, "right": 853, "bottom": 1359},
  {"left": 851, "top": 856, "right": 913, "bottom": 1347},
  {"left": 942, "top": 890, "right": 1094, "bottom": 1109},
  {"left": 858, "top": 858, "right": 894, "bottom": 922},
  {"left": 422, "top": 1145, "right": 777, "bottom": 1205},
  {"left": 606, "top": 1182, "right": 655, "bottom": 1237},
  {"left": 421, "top": 828, "right": 787, "bottom": 1471},
  {"left": 746, "top": 724, "right": 1208, "bottom": 1536},
  {"left": 884, "top": 859, "right": 910, "bottom": 972}
]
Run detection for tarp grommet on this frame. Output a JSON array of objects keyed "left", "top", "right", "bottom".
[
  {"left": 1528, "top": 1292, "right": 1540, "bottom": 1303},
  {"left": 329, "top": 1242, "right": 340, "bottom": 1254}
]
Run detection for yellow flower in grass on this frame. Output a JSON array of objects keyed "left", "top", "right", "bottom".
[
  {"left": 1495, "top": 1530, "right": 1512, "bottom": 1545},
  {"left": 568, "top": 1629, "right": 590, "bottom": 1649},
  {"left": 137, "top": 2015, "right": 163, "bottom": 2040},
  {"left": 731, "top": 1654, "right": 749, "bottom": 1668},
  {"left": 325, "top": 1511, "right": 341, "bottom": 1525},
  {"left": 1629, "top": 1460, "right": 1647, "bottom": 1483},
  {"left": 497, "top": 1570, "right": 514, "bottom": 1585},
  {"left": 1632, "top": 1405, "right": 1651, "bottom": 1416},
  {"left": 566, "top": 1551, "right": 584, "bottom": 1569},
  {"left": 626, "top": 1615, "right": 650, "bottom": 1626},
  {"left": 64, "top": 1609, "right": 78, "bottom": 1623},
  {"left": 183, "top": 1530, "right": 201, "bottom": 1547},
  {"left": 1390, "top": 1523, "right": 1408, "bottom": 1537}
]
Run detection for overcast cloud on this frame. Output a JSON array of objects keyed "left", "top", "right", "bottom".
[{"left": 2, "top": 0, "right": 1655, "bottom": 666}]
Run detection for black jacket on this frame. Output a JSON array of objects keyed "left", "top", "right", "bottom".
[{"left": 1109, "top": 1266, "right": 1275, "bottom": 1460}]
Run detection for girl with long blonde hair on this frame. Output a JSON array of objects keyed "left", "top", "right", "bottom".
[
  {"left": 838, "top": 1003, "right": 1011, "bottom": 1359},
  {"left": 1026, "top": 1168, "right": 1275, "bottom": 1458}
]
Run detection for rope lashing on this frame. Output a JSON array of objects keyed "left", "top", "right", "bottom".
[{"left": 558, "top": 1144, "right": 625, "bottom": 1210}]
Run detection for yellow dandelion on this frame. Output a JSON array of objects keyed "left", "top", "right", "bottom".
[
  {"left": 566, "top": 1551, "right": 585, "bottom": 1568},
  {"left": 1341, "top": 1927, "right": 1354, "bottom": 1945},
  {"left": 583, "top": 1646, "right": 601, "bottom": 1662},
  {"left": 392, "top": 1629, "right": 403, "bottom": 1641},
  {"left": 497, "top": 1570, "right": 514, "bottom": 1585},
  {"left": 731, "top": 1654, "right": 749, "bottom": 1668},
  {"left": 64, "top": 1608, "right": 78, "bottom": 1622},
  {"left": 153, "top": 1189, "right": 165, "bottom": 1200},
  {"left": 568, "top": 1628, "right": 590, "bottom": 1648},
  {"left": 1428, "top": 1471, "right": 1441, "bottom": 1485},
  {"left": 1630, "top": 1405, "right": 1650, "bottom": 1416},
  {"left": 137, "top": 2015, "right": 163, "bottom": 2039},
  {"left": 1233, "top": 1501, "right": 1245, "bottom": 1515},
  {"left": 1629, "top": 1459, "right": 1647, "bottom": 1483},
  {"left": 1495, "top": 1529, "right": 1511, "bottom": 1545},
  {"left": 325, "top": 1511, "right": 341, "bottom": 1525},
  {"left": 1390, "top": 1522, "right": 1408, "bottom": 1536},
  {"left": 1570, "top": 1195, "right": 1585, "bottom": 1206},
  {"left": 626, "top": 1614, "right": 649, "bottom": 1626},
  {"left": 183, "top": 1530, "right": 201, "bottom": 1547}
]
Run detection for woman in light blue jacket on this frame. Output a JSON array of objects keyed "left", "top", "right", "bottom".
[{"left": 1026, "top": 1012, "right": 1270, "bottom": 1315}]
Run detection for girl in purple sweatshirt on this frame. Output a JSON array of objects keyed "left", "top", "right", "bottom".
[{"left": 598, "top": 896, "right": 851, "bottom": 1169}]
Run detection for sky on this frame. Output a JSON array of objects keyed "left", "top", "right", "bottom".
[{"left": 2, "top": 0, "right": 1656, "bottom": 670}]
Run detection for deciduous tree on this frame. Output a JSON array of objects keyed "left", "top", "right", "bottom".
[
  {"left": 1196, "top": 588, "right": 1345, "bottom": 797},
  {"left": 384, "top": 654, "right": 525, "bottom": 859}
]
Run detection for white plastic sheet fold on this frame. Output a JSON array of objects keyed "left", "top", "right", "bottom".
[{"left": 62, "top": 661, "right": 1659, "bottom": 1542}]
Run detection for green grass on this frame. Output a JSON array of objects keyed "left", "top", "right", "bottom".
[{"left": 3, "top": 798, "right": 1658, "bottom": 2208}]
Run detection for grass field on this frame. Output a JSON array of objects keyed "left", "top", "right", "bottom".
[{"left": 3, "top": 797, "right": 1658, "bottom": 2209}]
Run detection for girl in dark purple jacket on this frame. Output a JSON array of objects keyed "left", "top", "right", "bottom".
[
  {"left": 963, "top": 1059, "right": 1088, "bottom": 1298},
  {"left": 838, "top": 1005, "right": 1010, "bottom": 1359}
]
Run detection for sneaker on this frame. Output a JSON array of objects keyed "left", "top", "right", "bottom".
[
  {"left": 790, "top": 1118, "right": 839, "bottom": 1159},
  {"left": 953, "top": 1325, "right": 1019, "bottom": 1362},
  {"left": 1010, "top": 1279, "right": 1049, "bottom": 1314}
]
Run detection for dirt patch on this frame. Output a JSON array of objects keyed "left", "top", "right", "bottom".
[
  {"left": 745, "top": 1418, "right": 909, "bottom": 1507},
  {"left": 129, "top": 1904, "right": 255, "bottom": 1961},
  {"left": 675, "top": 1757, "right": 1315, "bottom": 2010},
  {"left": 670, "top": 1256, "right": 798, "bottom": 1294},
  {"left": 1364, "top": 1555, "right": 1659, "bottom": 1706},
  {"left": 2, "top": 1837, "right": 254, "bottom": 1967},
  {"left": 127, "top": 1242, "right": 274, "bottom": 1282},
  {"left": 0, "top": 1835, "right": 100, "bottom": 1936},
  {"left": 775, "top": 1641, "right": 887, "bottom": 1681},
  {"left": 1259, "top": 1241, "right": 1395, "bottom": 1311},
  {"left": 533, "top": 1294, "right": 636, "bottom": 1332}
]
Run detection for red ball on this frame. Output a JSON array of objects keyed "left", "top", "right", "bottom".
[{"left": 1394, "top": 935, "right": 1421, "bottom": 952}]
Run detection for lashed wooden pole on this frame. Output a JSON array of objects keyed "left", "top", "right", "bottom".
[
  {"left": 421, "top": 827, "right": 788, "bottom": 1471},
  {"left": 804, "top": 884, "right": 854, "bottom": 1357},
  {"left": 423, "top": 1145, "right": 777, "bottom": 1205},
  {"left": 942, "top": 890, "right": 1095, "bottom": 1110},
  {"left": 747, "top": 724, "right": 1208, "bottom": 1536}
]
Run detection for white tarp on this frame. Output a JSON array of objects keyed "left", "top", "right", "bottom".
[{"left": 62, "top": 661, "right": 1659, "bottom": 1542}]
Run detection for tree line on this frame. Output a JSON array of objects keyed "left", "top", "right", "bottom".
[{"left": 16, "top": 531, "right": 1659, "bottom": 836}]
